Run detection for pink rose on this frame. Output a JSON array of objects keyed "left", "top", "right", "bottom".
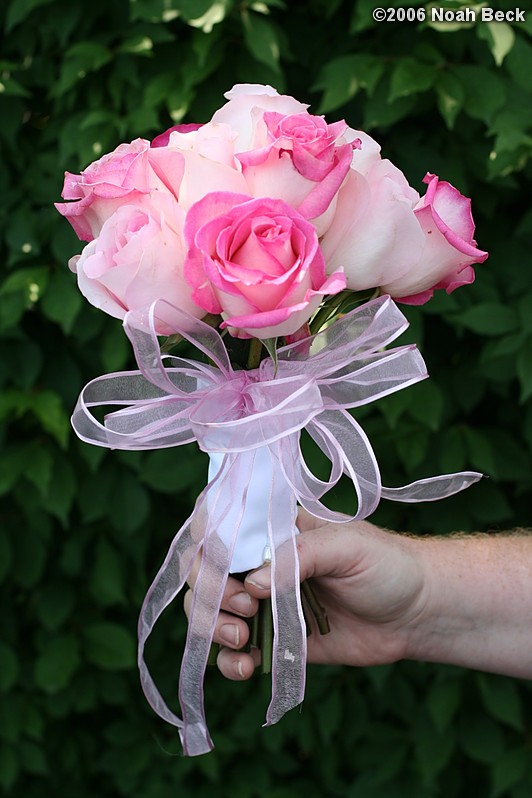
[
  {"left": 55, "top": 139, "right": 176, "bottom": 242},
  {"left": 184, "top": 192, "right": 346, "bottom": 339},
  {"left": 149, "top": 122, "right": 248, "bottom": 210},
  {"left": 320, "top": 159, "right": 426, "bottom": 290},
  {"left": 236, "top": 111, "right": 357, "bottom": 233},
  {"left": 212, "top": 85, "right": 359, "bottom": 235},
  {"left": 151, "top": 122, "right": 203, "bottom": 148},
  {"left": 382, "top": 173, "right": 488, "bottom": 303},
  {"left": 55, "top": 126, "right": 247, "bottom": 243},
  {"left": 69, "top": 193, "right": 205, "bottom": 332},
  {"left": 211, "top": 84, "right": 308, "bottom": 151}
]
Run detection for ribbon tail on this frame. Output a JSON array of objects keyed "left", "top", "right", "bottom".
[
  {"left": 137, "top": 499, "right": 204, "bottom": 745},
  {"left": 178, "top": 452, "right": 254, "bottom": 755},
  {"left": 381, "top": 471, "right": 483, "bottom": 502},
  {"left": 265, "top": 444, "right": 306, "bottom": 726},
  {"left": 138, "top": 455, "right": 249, "bottom": 756}
]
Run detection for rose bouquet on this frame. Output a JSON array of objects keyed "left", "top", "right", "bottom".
[{"left": 56, "top": 84, "right": 487, "bottom": 756}]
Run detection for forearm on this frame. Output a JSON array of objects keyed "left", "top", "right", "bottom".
[{"left": 405, "top": 531, "right": 532, "bottom": 679}]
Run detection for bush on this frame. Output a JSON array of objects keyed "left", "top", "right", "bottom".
[{"left": 1, "top": 1, "right": 531, "bottom": 795}]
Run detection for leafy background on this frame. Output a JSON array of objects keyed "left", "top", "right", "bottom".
[{"left": 1, "top": 0, "right": 532, "bottom": 795}]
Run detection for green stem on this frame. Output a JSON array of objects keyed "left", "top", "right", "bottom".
[
  {"left": 301, "top": 580, "right": 330, "bottom": 635},
  {"left": 260, "top": 597, "right": 273, "bottom": 675},
  {"left": 207, "top": 642, "right": 219, "bottom": 666},
  {"left": 246, "top": 337, "right": 263, "bottom": 370}
]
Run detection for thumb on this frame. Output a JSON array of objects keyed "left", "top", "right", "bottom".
[
  {"left": 244, "top": 525, "right": 341, "bottom": 597},
  {"left": 245, "top": 563, "right": 272, "bottom": 597}
]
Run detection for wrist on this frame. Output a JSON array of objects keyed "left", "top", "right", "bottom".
[{"left": 402, "top": 533, "right": 532, "bottom": 678}]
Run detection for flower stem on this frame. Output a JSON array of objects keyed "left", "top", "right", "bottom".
[
  {"left": 207, "top": 642, "right": 219, "bottom": 666},
  {"left": 246, "top": 337, "right": 263, "bottom": 370},
  {"left": 260, "top": 597, "right": 273, "bottom": 675},
  {"left": 301, "top": 580, "right": 330, "bottom": 635}
]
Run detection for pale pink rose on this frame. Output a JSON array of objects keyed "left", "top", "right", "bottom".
[
  {"left": 320, "top": 159, "right": 426, "bottom": 290},
  {"left": 55, "top": 139, "right": 177, "bottom": 242},
  {"left": 151, "top": 122, "right": 203, "bottom": 148},
  {"left": 56, "top": 126, "right": 247, "bottom": 243},
  {"left": 149, "top": 122, "right": 248, "bottom": 211},
  {"left": 210, "top": 84, "right": 308, "bottom": 151},
  {"left": 383, "top": 173, "right": 488, "bottom": 303},
  {"left": 211, "top": 84, "right": 383, "bottom": 236},
  {"left": 69, "top": 193, "right": 205, "bottom": 332},
  {"left": 236, "top": 111, "right": 357, "bottom": 234},
  {"left": 184, "top": 192, "right": 346, "bottom": 339}
]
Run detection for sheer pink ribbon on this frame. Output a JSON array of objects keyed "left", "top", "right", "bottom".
[{"left": 71, "top": 295, "right": 481, "bottom": 756}]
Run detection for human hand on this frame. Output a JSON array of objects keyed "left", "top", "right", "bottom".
[{"left": 185, "top": 509, "right": 427, "bottom": 680}]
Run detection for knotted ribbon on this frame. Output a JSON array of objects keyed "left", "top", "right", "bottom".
[{"left": 72, "top": 295, "right": 481, "bottom": 756}]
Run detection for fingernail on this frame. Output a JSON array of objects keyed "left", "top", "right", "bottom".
[
  {"left": 220, "top": 623, "right": 239, "bottom": 648},
  {"left": 229, "top": 592, "right": 252, "bottom": 615},
  {"left": 247, "top": 565, "right": 271, "bottom": 590},
  {"left": 236, "top": 659, "right": 244, "bottom": 679}
]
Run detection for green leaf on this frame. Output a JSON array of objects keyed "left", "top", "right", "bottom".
[
  {"left": 140, "top": 447, "right": 206, "bottom": 493},
  {"left": 5, "top": 0, "right": 55, "bottom": 31},
  {"left": 24, "top": 446, "right": 54, "bottom": 496},
  {"left": 43, "top": 453, "right": 76, "bottom": 526},
  {"left": 0, "top": 746, "right": 18, "bottom": 791},
  {"left": 426, "top": 678, "right": 461, "bottom": 732},
  {"left": 36, "top": 582, "right": 76, "bottom": 631},
  {"left": 491, "top": 749, "right": 528, "bottom": 797},
  {"left": 455, "top": 303, "right": 518, "bottom": 336},
  {"left": 313, "top": 55, "right": 384, "bottom": 113},
  {"left": 414, "top": 715, "right": 455, "bottom": 783},
  {"left": 407, "top": 380, "right": 444, "bottom": 432},
  {"left": 469, "top": 482, "right": 512, "bottom": 524},
  {"left": 477, "top": 21, "right": 516, "bottom": 66},
  {"left": 439, "top": 426, "right": 466, "bottom": 473},
  {"left": 477, "top": 673, "right": 524, "bottom": 731},
  {"left": 463, "top": 427, "right": 497, "bottom": 476},
  {"left": 34, "top": 634, "right": 80, "bottom": 692},
  {"left": 505, "top": 37, "right": 532, "bottom": 93},
  {"left": 90, "top": 538, "right": 126, "bottom": 606},
  {"left": 109, "top": 470, "right": 150, "bottom": 533},
  {"left": 83, "top": 622, "right": 135, "bottom": 670},
  {"left": 459, "top": 713, "right": 505, "bottom": 763},
  {"left": 516, "top": 337, "right": 532, "bottom": 402},
  {"left": 40, "top": 270, "right": 83, "bottom": 335},
  {"left": 100, "top": 324, "right": 131, "bottom": 372},
  {"left": 0, "top": 265, "right": 49, "bottom": 300},
  {"left": 53, "top": 42, "right": 112, "bottom": 97},
  {"left": 262, "top": 337, "right": 278, "bottom": 373},
  {"left": 31, "top": 390, "right": 70, "bottom": 448},
  {"left": 20, "top": 741, "right": 48, "bottom": 776},
  {"left": 179, "top": 0, "right": 231, "bottom": 32},
  {"left": 363, "top": 81, "right": 417, "bottom": 129},
  {"left": 435, "top": 72, "right": 465, "bottom": 128},
  {"left": 0, "top": 531, "right": 13, "bottom": 585},
  {"left": 242, "top": 11, "right": 281, "bottom": 74},
  {"left": 0, "top": 644, "right": 19, "bottom": 692},
  {"left": 395, "top": 427, "right": 430, "bottom": 471},
  {"left": 12, "top": 528, "right": 47, "bottom": 589},
  {"left": 389, "top": 59, "right": 437, "bottom": 102},
  {"left": 451, "top": 65, "right": 506, "bottom": 123}
]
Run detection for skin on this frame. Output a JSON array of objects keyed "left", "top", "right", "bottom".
[{"left": 184, "top": 509, "right": 532, "bottom": 681}]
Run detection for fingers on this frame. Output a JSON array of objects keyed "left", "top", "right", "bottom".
[
  {"left": 217, "top": 646, "right": 260, "bottom": 681},
  {"left": 184, "top": 587, "right": 254, "bottom": 647},
  {"left": 183, "top": 586, "right": 259, "bottom": 681},
  {"left": 188, "top": 556, "right": 260, "bottom": 616}
]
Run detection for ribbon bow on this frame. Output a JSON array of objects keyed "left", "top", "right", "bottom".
[{"left": 72, "top": 295, "right": 481, "bottom": 756}]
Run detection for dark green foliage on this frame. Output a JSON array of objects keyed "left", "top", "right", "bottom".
[{"left": 1, "top": 0, "right": 531, "bottom": 794}]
